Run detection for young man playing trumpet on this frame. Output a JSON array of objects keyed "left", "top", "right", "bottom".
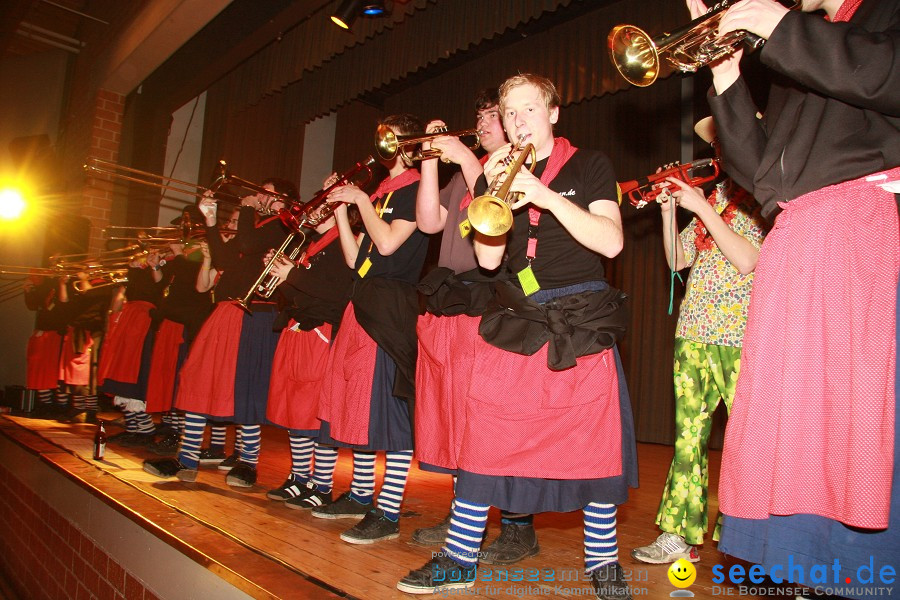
[
  {"left": 314, "top": 113, "right": 430, "bottom": 544},
  {"left": 398, "top": 74, "right": 636, "bottom": 599},
  {"left": 412, "top": 88, "right": 542, "bottom": 566}
]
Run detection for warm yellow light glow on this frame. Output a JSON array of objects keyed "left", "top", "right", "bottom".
[
  {"left": 0, "top": 189, "right": 26, "bottom": 220},
  {"left": 330, "top": 15, "right": 351, "bottom": 29}
]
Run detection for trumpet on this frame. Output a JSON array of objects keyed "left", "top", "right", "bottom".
[
  {"left": 608, "top": 1, "right": 798, "bottom": 87},
  {"left": 375, "top": 125, "right": 482, "bottom": 162},
  {"left": 236, "top": 156, "right": 377, "bottom": 311},
  {"left": 620, "top": 158, "right": 721, "bottom": 209},
  {"left": 467, "top": 135, "right": 537, "bottom": 237}
]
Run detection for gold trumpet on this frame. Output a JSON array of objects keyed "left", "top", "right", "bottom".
[
  {"left": 375, "top": 125, "right": 481, "bottom": 162},
  {"left": 467, "top": 136, "right": 537, "bottom": 237},
  {"left": 72, "top": 270, "right": 128, "bottom": 293},
  {"left": 608, "top": 1, "right": 797, "bottom": 87}
]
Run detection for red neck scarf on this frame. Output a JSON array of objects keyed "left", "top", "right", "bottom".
[
  {"left": 370, "top": 168, "right": 420, "bottom": 202},
  {"left": 831, "top": 0, "right": 863, "bottom": 22},
  {"left": 299, "top": 227, "right": 339, "bottom": 268}
]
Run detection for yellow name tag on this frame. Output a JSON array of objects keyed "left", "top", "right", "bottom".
[
  {"left": 517, "top": 265, "right": 541, "bottom": 296},
  {"left": 458, "top": 219, "right": 472, "bottom": 238},
  {"left": 357, "top": 257, "right": 373, "bottom": 278}
]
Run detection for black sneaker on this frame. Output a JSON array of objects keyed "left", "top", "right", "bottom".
[
  {"left": 311, "top": 491, "right": 372, "bottom": 519},
  {"left": 480, "top": 521, "right": 540, "bottom": 565},
  {"left": 340, "top": 507, "right": 400, "bottom": 544},
  {"left": 285, "top": 482, "right": 333, "bottom": 510},
  {"left": 119, "top": 432, "right": 156, "bottom": 447},
  {"left": 199, "top": 447, "right": 227, "bottom": 466},
  {"left": 225, "top": 462, "right": 257, "bottom": 488},
  {"left": 590, "top": 563, "right": 632, "bottom": 600},
  {"left": 108, "top": 430, "right": 136, "bottom": 443},
  {"left": 266, "top": 476, "right": 308, "bottom": 501},
  {"left": 410, "top": 513, "right": 451, "bottom": 546},
  {"left": 217, "top": 452, "right": 240, "bottom": 471},
  {"left": 142, "top": 458, "right": 198, "bottom": 482},
  {"left": 148, "top": 432, "right": 180, "bottom": 456},
  {"left": 396, "top": 554, "right": 477, "bottom": 594}
]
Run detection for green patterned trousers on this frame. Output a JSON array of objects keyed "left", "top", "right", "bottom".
[{"left": 655, "top": 337, "right": 741, "bottom": 545}]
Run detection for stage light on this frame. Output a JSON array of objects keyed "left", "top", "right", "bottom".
[
  {"left": 362, "top": 1, "right": 386, "bottom": 16},
  {"left": 0, "top": 188, "right": 26, "bottom": 220},
  {"left": 331, "top": 0, "right": 362, "bottom": 30}
]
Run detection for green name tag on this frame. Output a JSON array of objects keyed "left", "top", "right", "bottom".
[{"left": 517, "top": 265, "right": 541, "bottom": 296}]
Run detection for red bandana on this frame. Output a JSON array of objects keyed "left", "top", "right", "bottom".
[
  {"left": 370, "top": 168, "right": 421, "bottom": 202},
  {"left": 831, "top": 0, "right": 864, "bottom": 22},
  {"left": 299, "top": 227, "right": 339, "bottom": 268}
]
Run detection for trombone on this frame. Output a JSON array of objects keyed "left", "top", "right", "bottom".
[
  {"left": 375, "top": 125, "right": 482, "bottom": 162},
  {"left": 467, "top": 135, "right": 537, "bottom": 237},
  {"left": 83, "top": 157, "right": 293, "bottom": 216}
]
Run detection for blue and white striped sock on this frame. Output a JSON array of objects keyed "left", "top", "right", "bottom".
[
  {"left": 123, "top": 410, "right": 139, "bottom": 433},
  {"left": 238, "top": 424, "right": 261, "bottom": 466},
  {"left": 288, "top": 431, "right": 314, "bottom": 482},
  {"left": 349, "top": 450, "right": 376, "bottom": 504},
  {"left": 161, "top": 410, "right": 177, "bottom": 428},
  {"left": 177, "top": 413, "right": 206, "bottom": 470},
  {"left": 54, "top": 387, "right": 68, "bottom": 406},
  {"left": 72, "top": 394, "right": 86, "bottom": 410},
  {"left": 311, "top": 445, "right": 338, "bottom": 493},
  {"left": 584, "top": 503, "right": 618, "bottom": 572},
  {"left": 36, "top": 390, "right": 53, "bottom": 405},
  {"left": 84, "top": 395, "right": 98, "bottom": 411},
  {"left": 376, "top": 450, "right": 413, "bottom": 521},
  {"left": 134, "top": 412, "right": 155, "bottom": 434},
  {"left": 235, "top": 427, "right": 243, "bottom": 453},
  {"left": 442, "top": 498, "right": 489, "bottom": 568},
  {"left": 210, "top": 425, "right": 227, "bottom": 451}
]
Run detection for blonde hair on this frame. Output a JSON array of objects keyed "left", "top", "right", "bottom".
[{"left": 499, "top": 73, "right": 561, "bottom": 113}]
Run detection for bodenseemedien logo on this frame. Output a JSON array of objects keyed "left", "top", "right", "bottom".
[{"left": 668, "top": 558, "right": 697, "bottom": 597}]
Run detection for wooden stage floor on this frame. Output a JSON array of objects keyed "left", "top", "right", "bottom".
[{"left": 0, "top": 411, "right": 781, "bottom": 600}]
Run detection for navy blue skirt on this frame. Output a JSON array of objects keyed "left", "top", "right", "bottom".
[
  {"left": 230, "top": 308, "right": 279, "bottom": 425},
  {"left": 455, "top": 347, "right": 638, "bottom": 513},
  {"left": 100, "top": 327, "right": 156, "bottom": 400},
  {"left": 717, "top": 279, "right": 900, "bottom": 600},
  {"left": 318, "top": 346, "right": 413, "bottom": 451}
]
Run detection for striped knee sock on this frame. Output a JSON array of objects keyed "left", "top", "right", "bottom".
[
  {"left": 287, "top": 432, "right": 314, "bottom": 482},
  {"left": 134, "top": 412, "right": 155, "bottom": 434},
  {"left": 238, "top": 424, "right": 260, "bottom": 466},
  {"left": 442, "top": 499, "right": 489, "bottom": 568},
  {"left": 123, "top": 410, "right": 139, "bottom": 433},
  {"left": 54, "top": 387, "right": 68, "bottom": 406},
  {"left": 210, "top": 425, "right": 227, "bottom": 452},
  {"left": 311, "top": 445, "right": 338, "bottom": 493},
  {"left": 177, "top": 413, "right": 206, "bottom": 469},
  {"left": 83, "top": 395, "right": 98, "bottom": 411},
  {"left": 349, "top": 451, "right": 376, "bottom": 504},
  {"left": 72, "top": 394, "right": 86, "bottom": 410},
  {"left": 377, "top": 450, "right": 413, "bottom": 521},
  {"left": 584, "top": 503, "right": 618, "bottom": 572},
  {"left": 36, "top": 390, "right": 53, "bottom": 405},
  {"left": 161, "top": 410, "right": 178, "bottom": 428},
  {"left": 234, "top": 427, "right": 243, "bottom": 453}
]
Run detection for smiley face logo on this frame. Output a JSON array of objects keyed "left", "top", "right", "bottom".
[{"left": 667, "top": 559, "right": 697, "bottom": 588}]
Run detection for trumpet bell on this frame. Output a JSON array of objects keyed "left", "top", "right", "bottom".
[
  {"left": 467, "top": 194, "right": 514, "bottom": 237},
  {"left": 375, "top": 124, "right": 400, "bottom": 161},
  {"left": 608, "top": 24, "right": 660, "bottom": 87}
]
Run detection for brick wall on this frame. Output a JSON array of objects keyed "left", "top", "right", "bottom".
[
  {"left": 83, "top": 89, "right": 125, "bottom": 255},
  {"left": 0, "top": 463, "right": 157, "bottom": 600}
]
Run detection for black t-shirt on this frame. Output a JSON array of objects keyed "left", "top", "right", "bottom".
[
  {"left": 125, "top": 267, "right": 163, "bottom": 304},
  {"left": 504, "top": 148, "right": 617, "bottom": 289},
  {"left": 352, "top": 181, "right": 429, "bottom": 285},
  {"left": 213, "top": 210, "right": 291, "bottom": 300},
  {"left": 282, "top": 231, "right": 353, "bottom": 328},
  {"left": 158, "top": 254, "right": 212, "bottom": 317}
]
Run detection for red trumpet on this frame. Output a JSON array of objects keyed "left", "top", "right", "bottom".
[{"left": 620, "top": 158, "right": 720, "bottom": 209}]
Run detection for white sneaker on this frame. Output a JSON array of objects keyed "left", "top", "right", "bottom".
[{"left": 631, "top": 532, "right": 700, "bottom": 564}]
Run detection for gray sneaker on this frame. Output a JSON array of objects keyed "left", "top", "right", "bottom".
[
  {"left": 481, "top": 522, "right": 539, "bottom": 565},
  {"left": 311, "top": 491, "right": 372, "bottom": 519},
  {"left": 630, "top": 532, "right": 699, "bottom": 564},
  {"left": 410, "top": 513, "right": 451, "bottom": 546}
]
